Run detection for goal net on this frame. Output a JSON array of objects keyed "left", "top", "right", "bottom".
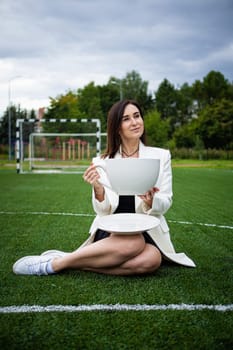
[{"left": 16, "top": 118, "right": 103, "bottom": 174}]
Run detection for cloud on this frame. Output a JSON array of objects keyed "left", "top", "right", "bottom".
[{"left": 0, "top": 0, "right": 232, "bottom": 116}]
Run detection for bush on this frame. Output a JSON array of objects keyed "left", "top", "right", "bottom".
[
  {"left": 0, "top": 144, "right": 8, "bottom": 157},
  {"left": 171, "top": 148, "right": 233, "bottom": 160}
]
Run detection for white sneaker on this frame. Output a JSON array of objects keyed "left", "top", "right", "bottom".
[
  {"left": 41, "top": 250, "right": 68, "bottom": 258},
  {"left": 13, "top": 255, "right": 53, "bottom": 275}
]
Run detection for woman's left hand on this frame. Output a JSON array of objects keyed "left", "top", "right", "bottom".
[{"left": 138, "top": 187, "right": 159, "bottom": 208}]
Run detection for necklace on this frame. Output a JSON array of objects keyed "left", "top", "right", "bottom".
[{"left": 122, "top": 147, "right": 139, "bottom": 158}]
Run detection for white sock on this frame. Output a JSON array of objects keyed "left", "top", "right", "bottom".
[{"left": 46, "top": 260, "right": 56, "bottom": 274}]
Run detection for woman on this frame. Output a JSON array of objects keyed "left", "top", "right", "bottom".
[{"left": 13, "top": 100, "right": 195, "bottom": 276}]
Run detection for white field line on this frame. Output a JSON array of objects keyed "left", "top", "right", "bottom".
[
  {"left": 168, "top": 219, "right": 233, "bottom": 230},
  {"left": 0, "top": 304, "right": 233, "bottom": 313},
  {"left": 0, "top": 211, "right": 233, "bottom": 230},
  {"left": 0, "top": 211, "right": 94, "bottom": 217}
]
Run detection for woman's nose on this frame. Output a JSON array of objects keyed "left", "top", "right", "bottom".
[{"left": 131, "top": 117, "right": 137, "bottom": 125}]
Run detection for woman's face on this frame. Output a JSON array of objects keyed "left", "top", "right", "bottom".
[{"left": 119, "top": 103, "right": 144, "bottom": 143}]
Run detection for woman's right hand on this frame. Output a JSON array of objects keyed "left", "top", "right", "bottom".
[
  {"left": 83, "top": 164, "right": 105, "bottom": 200},
  {"left": 83, "top": 164, "right": 100, "bottom": 186}
]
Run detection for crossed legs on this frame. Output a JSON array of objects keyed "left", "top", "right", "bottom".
[{"left": 52, "top": 233, "right": 162, "bottom": 276}]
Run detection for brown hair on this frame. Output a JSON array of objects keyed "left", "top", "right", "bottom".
[{"left": 102, "top": 99, "right": 146, "bottom": 158}]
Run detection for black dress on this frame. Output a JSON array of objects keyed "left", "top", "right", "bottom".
[{"left": 93, "top": 196, "right": 155, "bottom": 246}]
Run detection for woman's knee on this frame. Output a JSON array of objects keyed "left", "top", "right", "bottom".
[
  {"left": 112, "top": 233, "right": 145, "bottom": 260},
  {"left": 136, "top": 246, "right": 162, "bottom": 274}
]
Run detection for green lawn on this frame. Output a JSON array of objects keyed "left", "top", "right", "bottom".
[{"left": 0, "top": 167, "right": 232, "bottom": 349}]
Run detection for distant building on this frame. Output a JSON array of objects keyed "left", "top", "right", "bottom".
[
  {"left": 38, "top": 107, "right": 45, "bottom": 119},
  {"left": 36, "top": 107, "right": 46, "bottom": 132}
]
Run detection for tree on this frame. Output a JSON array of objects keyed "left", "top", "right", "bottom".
[
  {"left": 0, "top": 105, "right": 36, "bottom": 156},
  {"left": 99, "top": 83, "right": 120, "bottom": 129},
  {"left": 203, "top": 70, "right": 229, "bottom": 104},
  {"left": 197, "top": 99, "right": 233, "bottom": 149},
  {"left": 77, "top": 82, "right": 104, "bottom": 130},
  {"left": 155, "top": 79, "right": 177, "bottom": 119},
  {"left": 108, "top": 71, "right": 153, "bottom": 113},
  {"left": 144, "top": 110, "right": 169, "bottom": 148},
  {"left": 44, "top": 91, "right": 83, "bottom": 133},
  {"left": 191, "top": 71, "right": 230, "bottom": 112},
  {"left": 122, "top": 70, "right": 149, "bottom": 108},
  {"left": 172, "top": 121, "right": 197, "bottom": 148},
  {"left": 176, "top": 83, "right": 194, "bottom": 124},
  {"left": 226, "top": 81, "right": 233, "bottom": 100},
  {"left": 192, "top": 79, "right": 204, "bottom": 111},
  {"left": 155, "top": 78, "right": 180, "bottom": 137}
]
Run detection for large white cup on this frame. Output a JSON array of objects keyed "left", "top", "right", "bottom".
[{"left": 94, "top": 158, "right": 160, "bottom": 195}]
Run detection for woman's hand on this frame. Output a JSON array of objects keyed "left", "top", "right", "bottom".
[
  {"left": 138, "top": 187, "right": 159, "bottom": 208},
  {"left": 83, "top": 164, "right": 100, "bottom": 186},
  {"left": 83, "top": 164, "right": 105, "bottom": 201}
]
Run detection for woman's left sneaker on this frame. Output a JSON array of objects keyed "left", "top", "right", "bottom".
[{"left": 13, "top": 255, "right": 53, "bottom": 275}]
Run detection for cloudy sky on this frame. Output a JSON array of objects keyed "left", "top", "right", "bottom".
[{"left": 0, "top": 0, "right": 232, "bottom": 116}]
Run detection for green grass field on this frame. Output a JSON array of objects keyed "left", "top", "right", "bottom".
[{"left": 0, "top": 166, "right": 232, "bottom": 349}]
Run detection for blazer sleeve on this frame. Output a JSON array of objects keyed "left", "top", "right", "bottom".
[
  {"left": 141, "top": 149, "right": 173, "bottom": 216},
  {"left": 91, "top": 157, "right": 119, "bottom": 216},
  {"left": 92, "top": 186, "right": 118, "bottom": 216}
]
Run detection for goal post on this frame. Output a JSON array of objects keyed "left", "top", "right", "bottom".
[{"left": 16, "top": 118, "right": 101, "bottom": 174}]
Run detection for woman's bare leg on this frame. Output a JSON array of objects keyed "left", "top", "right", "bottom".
[
  {"left": 85, "top": 244, "right": 162, "bottom": 275},
  {"left": 52, "top": 233, "right": 146, "bottom": 272}
]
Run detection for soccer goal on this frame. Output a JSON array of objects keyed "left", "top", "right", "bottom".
[{"left": 16, "top": 118, "right": 102, "bottom": 174}]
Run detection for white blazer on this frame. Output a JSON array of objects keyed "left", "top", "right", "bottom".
[{"left": 79, "top": 142, "right": 196, "bottom": 268}]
